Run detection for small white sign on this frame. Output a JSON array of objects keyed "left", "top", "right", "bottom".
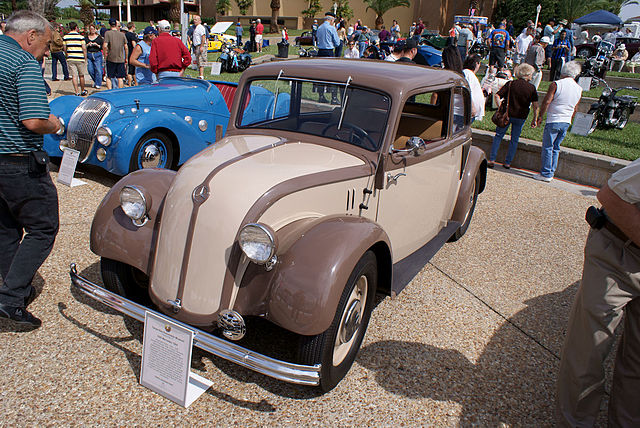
[
  {"left": 571, "top": 112, "right": 595, "bottom": 136},
  {"left": 140, "top": 311, "right": 212, "bottom": 407},
  {"left": 577, "top": 77, "right": 592, "bottom": 92},
  {"left": 56, "top": 148, "right": 80, "bottom": 187},
  {"left": 211, "top": 62, "right": 222, "bottom": 75}
]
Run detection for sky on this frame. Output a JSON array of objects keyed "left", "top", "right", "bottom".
[{"left": 58, "top": 0, "right": 79, "bottom": 7}]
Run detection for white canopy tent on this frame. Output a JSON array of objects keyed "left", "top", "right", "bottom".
[{"left": 620, "top": 0, "right": 640, "bottom": 23}]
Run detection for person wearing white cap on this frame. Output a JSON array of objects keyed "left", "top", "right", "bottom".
[
  {"left": 149, "top": 19, "right": 191, "bottom": 79},
  {"left": 525, "top": 35, "right": 550, "bottom": 89},
  {"left": 610, "top": 43, "right": 629, "bottom": 72}
]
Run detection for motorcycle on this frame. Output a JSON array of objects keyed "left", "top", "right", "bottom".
[
  {"left": 469, "top": 39, "right": 489, "bottom": 59},
  {"left": 218, "top": 43, "right": 252, "bottom": 73},
  {"left": 578, "top": 40, "right": 614, "bottom": 89},
  {"left": 297, "top": 44, "right": 318, "bottom": 57},
  {"left": 587, "top": 77, "right": 639, "bottom": 134}
]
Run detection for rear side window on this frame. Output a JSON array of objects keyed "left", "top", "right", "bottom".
[
  {"left": 392, "top": 89, "right": 450, "bottom": 150},
  {"left": 451, "top": 86, "right": 471, "bottom": 135}
]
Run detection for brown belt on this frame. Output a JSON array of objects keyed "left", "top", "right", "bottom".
[{"left": 603, "top": 217, "right": 639, "bottom": 250}]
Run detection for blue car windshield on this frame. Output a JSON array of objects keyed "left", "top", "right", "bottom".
[{"left": 238, "top": 78, "right": 391, "bottom": 151}]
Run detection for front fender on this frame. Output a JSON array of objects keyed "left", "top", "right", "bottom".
[
  {"left": 105, "top": 109, "right": 227, "bottom": 175},
  {"left": 450, "top": 146, "right": 486, "bottom": 223},
  {"left": 237, "top": 216, "right": 392, "bottom": 336},
  {"left": 90, "top": 168, "right": 176, "bottom": 274},
  {"left": 43, "top": 95, "right": 83, "bottom": 157}
]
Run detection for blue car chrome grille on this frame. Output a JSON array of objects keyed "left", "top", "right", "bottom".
[{"left": 67, "top": 98, "right": 111, "bottom": 162}]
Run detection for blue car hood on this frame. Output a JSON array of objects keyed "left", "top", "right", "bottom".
[
  {"left": 91, "top": 79, "right": 214, "bottom": 109},
  {"left": 415, "top": 45, "right": 443, "bottom": 67}
]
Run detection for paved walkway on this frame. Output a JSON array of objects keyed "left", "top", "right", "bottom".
[{"left": 0, "top": 165, "right": 610, "bottom": 425}]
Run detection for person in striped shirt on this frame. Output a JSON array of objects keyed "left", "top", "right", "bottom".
[
  {"left": 63, "top": 21, "right": 88, "bottom": 96},
  {"left": 0, "top": 10, "right": 63, "bottom": 328}
]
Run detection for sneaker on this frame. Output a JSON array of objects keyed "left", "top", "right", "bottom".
[
  {"left": 64, "top": 77, "right": 72, "bottom": 81},
  {"left": 80, "top": 90, "right": 88, "bottom": 96},
  {"left": 198, "top": 75, "right": 205, "bottom": 80},
  {"left": 533, "top": 173, "right": 553, "bottom": 182},
  {"left": 503, "top": 164, "right": 511, "bottom": 169},
  {"left": 51, "top": 78, "right": 59, "bottom": 81},
  {"left": 0, "top": 303, "right": 41, "bottom": 328}
]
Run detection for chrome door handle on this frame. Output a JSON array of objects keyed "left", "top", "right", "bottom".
[{"left": 386, "top": 172, "right": 406, "bottom": 186}]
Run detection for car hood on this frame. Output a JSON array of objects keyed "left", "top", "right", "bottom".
[
  {"left": 150, "top": 135, "right": 368, "bottom": 323},
  {"left": 90, "top": 80, "right": 213, "bottom": 109}
]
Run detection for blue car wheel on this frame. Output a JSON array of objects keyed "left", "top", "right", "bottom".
[{"left": 129, "top": 131, "right": 174, "bottom": 172}]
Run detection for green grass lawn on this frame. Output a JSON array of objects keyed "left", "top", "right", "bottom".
[{"left": 473, "top": 110, "right": 640, "bottom": 161}]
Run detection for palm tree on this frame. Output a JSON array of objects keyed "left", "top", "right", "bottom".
[
  {"left": 363, "top": 0, "right": 410, "bottom": 30},
  {"left": 79, "top": 0, "right": 96, "bottom": 29},
  {"left": 169, "top": 0, "right": 181, "bottom": 27},
  {"left": 270, "top": 0, "right": 280, "bottom": 33}
]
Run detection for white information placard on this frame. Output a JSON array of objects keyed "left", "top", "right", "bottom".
[
  {"left": 571, "top": 112, "right": 595, "bottom": 136},
  {"left": 211, "top": 62, "right": 222, "bottom": 75},
  {"left": 56, "top": 148, "right": 80, "bottom": 187},
  {"left": 140, "top": 311, "right": 212, "bottom": 407},
  {"left": 577, "top": 77, "right": 592, "bottom": 92}
]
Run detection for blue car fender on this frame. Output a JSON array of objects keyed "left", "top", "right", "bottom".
[
  {"left": 43, "top": 95, "right": 83, "bottom": 157},
  {"left": 105, "top": 109, "right": 227, "bottom": 175}
]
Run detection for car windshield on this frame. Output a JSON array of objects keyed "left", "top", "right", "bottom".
[{"left": 238, "top": 78, "right": 391, "bottom": 151}]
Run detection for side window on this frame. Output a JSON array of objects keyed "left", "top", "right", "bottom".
[
  {"left": 452, "top": 87, "right": 471, "bottom": 135},
  {"left": 393, "top": 89, "right": 450, "bottom": 150},
  {"left": 240, "top": 80, "right": 292, "bottom": 126}
]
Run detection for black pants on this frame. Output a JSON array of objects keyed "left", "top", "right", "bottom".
[
  {"left": 550, "top": 58, "right": 564, "bottom": 81},
  {"left": 0, "top": 155, "right": 59, "bottom": 307}
]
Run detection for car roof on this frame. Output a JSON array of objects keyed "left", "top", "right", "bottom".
[{"left": 242, "top": 58, "right": 466, "bottom": 94}]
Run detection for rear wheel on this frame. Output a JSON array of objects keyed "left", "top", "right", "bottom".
[
  {"left": 616, "top": 108, "right": 630, "bottom": 129},
  {"left": 129, "top": 131, "right": 174, "bottom": 172},
  {"left": 101, "top": 257, "right": 149, "bottom": 302},
  {"left": 450, "top": 172, "right": 480, "bottom": 242},
  {"left": 298, "top": 251, "right": 377, "bottom": 392}
]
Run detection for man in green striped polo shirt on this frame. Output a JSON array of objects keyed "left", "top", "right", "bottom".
[
  {"left": 0, "top": 11, "right": 64, "bottom": 328},
  {"left": 63, "top": 21, "right": 88, "bottom": 96}
]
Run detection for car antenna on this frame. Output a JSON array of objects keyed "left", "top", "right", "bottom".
[
  {"left": 337, "top": 76, "right": 352, "bottom": 130},
  {"left": 271, "top": 69, "right": 284, "bottom": 119}
]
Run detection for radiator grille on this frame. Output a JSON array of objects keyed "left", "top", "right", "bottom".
[{"left": 67, "top": 98, "right": 111, "bottom": 162}]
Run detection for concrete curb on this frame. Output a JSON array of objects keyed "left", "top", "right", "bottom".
[{"left": 472, "top": 128, "right": 630, "bottom": 187}]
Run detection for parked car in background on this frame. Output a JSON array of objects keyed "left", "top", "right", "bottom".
[
  {"left": 45, "top": 77, "right": 271, "bottom": 176},
  {"left": 294, "top": 30, "right": 314, "bottom": 46},
  {"left": 71, "top": 59, "right": 487, "bottom": 392},
  {"left": 576, "top": 37, "right": 640, "bottom": 59}
]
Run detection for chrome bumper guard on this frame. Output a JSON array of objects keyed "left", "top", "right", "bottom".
[{"left": 69, "top": 263, "right": 321, "bottom": 386}]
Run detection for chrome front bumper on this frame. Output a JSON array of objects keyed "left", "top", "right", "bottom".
[{"left": 69, "top": 263, "right": 321, "bottom": 386}]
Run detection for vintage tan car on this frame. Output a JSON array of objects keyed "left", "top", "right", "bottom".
[{"left": 71, "top": 59, "right": 487, "bottom": 391}]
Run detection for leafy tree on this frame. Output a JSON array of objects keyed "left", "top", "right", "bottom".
[
  {"left": 79, "top": 0, "right": 95, "bottom": 28},
  {"left": 270, "top": 0, "right": 279, "bottom": 32},
  {"left": 301, "top": 0, "right": 321, "bottom": 19},
  {"left": 235, "top": 0, "right": 253, "bottom": 15},
  {"left": 336, "top": 0, "right": 354, "bottom": 22},
  {"left": 363, "top": 0, "right": 410, "bottom": 29},
  {"left": 217, "top": 0, "right": 231, "bottom": 15},
  {"left": 169, "top": 0, "right": 180, "bottom": 26}
]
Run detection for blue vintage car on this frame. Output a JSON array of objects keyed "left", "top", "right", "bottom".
[{"left": 44, "top": 77, "right": 263, "bottom": 176}]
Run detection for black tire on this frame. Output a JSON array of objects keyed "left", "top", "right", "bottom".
[
  {"left": 100, "top": 257, "right": 149, "bottom": 302},
  {"left": 298, "top": 251, "right": 377, "bottom": 392},
  {"left": 616, "top": 108, "right": 630, "bottom": 129},
  {"left": 450, "top": 172, "right": 480, "bottom": 242},
  {"left": 577, "top": 48, "right": 592, "bottom": 59},
  {"left": 588, "top": 115, "right": 599, "bottom": 134},
  {"left": 129, "top": 131, "right": 175, "bottom": 173}
]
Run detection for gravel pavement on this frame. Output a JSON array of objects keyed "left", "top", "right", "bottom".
[{"left": 0, "top": 165, "right": 608, "bottom": 426}]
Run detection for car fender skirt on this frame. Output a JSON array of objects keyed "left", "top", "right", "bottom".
[
  {"left": 90, "top": 169, "right": 176, "bottom": 274},
  {"left": 256, "top": 215, "right": 391, "bottom": 336},
  {"left": 450, "top": 146, "right": 486, "bottom": 224}
]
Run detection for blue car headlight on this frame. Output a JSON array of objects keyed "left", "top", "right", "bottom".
[{"left": 96, "top": 126, "right": 112, "bottom": 146}]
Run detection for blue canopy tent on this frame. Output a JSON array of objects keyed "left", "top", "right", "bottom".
[{"left": 574, "top": 10, "right": 623, "bottom": 26}]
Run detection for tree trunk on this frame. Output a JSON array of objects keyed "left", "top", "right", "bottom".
[
  {"left": 375, "top": 15, "right": 383, "bottom": 30},
  {"left": 28, "top": 0, "right": 45, "bottom": 14},
  {"left": 270, "top": 0, "right": 280, "bottom": 33}
]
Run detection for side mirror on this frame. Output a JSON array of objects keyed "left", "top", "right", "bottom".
[{"left": 390, "top": 136, "right": 426, "bottom": 156}]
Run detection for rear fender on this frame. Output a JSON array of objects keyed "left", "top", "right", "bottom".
[
  {"left": 450, "top": 146, "right": 486, "bottom": 223},
  {"left": 90, "top": 169, "right": 176, "bottom": 274},
  {"left": 237, "top": 216, "right": 392, "bottom": 336}
]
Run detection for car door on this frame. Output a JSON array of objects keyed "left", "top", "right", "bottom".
[{"left": 375, "top": 87, "right": 468, "bottom": 261}]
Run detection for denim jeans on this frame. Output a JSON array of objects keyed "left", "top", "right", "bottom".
[
  {"left": 489, "top": 117, "right": 526, "bottom": 165},
  {"left": 157, "top": 71, "right": 181, "bottom": 79},
  {"left": 0, "top": 156, "right": 59, "bottom": 307},
  {"left": 358, "top": 41, "right": 366, "bottom": 57},
  {"left": 51, "top": 51, "right": 69, "bottom": 80},
  {"left": 87, "top": 51, "right": 103, "bottom": 88},
  {"left": 540, "top": 122, "right": 570, "bottom": 178}
]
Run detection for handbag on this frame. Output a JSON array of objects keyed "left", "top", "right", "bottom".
[{"left": 491, "top": 81, "right": 511, "bottom": 128}]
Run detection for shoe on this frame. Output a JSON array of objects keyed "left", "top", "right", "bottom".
[
  {"left": 51, "top": 78, "right": 59, "bottom": 81},
  {"left": 198, "top": 75, "right": 204, "bottom": 80},
  {"left": 487, "top": 161, "right": 495, "bottom": 169},
  {"left": 0, "top": 303, "right": 41, "bottom": 328},
  {"left": 331, "top": 97, "right": 340, "bottom": 105},
  {"left": 24, "top": 287, "right": 36, "bottom": 308},
  {"left": 64, "top": 77, "right": 72, "bottom": 81},
  {"left": 80, "top": 90, "right": 88, "bottom": 96},
  {"left": 533, "top": 173, "right": 553, "bottom": 182},
  {"left": 94, "top": 85, "right": 101, "bottom": 89},
  {"left": 503, "top": 164, "right": 511, "bottom": 169}
]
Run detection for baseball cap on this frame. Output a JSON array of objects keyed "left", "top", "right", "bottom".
[
  {"left": 394, "top": 38, "right": 417, "bottom": 51},
  {"left": 325, "top": 11, "right": 336, "bottom": 18},
  {"left": 157, "top": 19, "right": 171, "bottom": 30},
  {"left": 143, "top": 26, "right": 157, "bottom": 36},
  {"left": 109, "top": 18, "right": 117, "bottom": 26},
  {"left": 540, "top": 36, "right": 551, "bottom": 44}
]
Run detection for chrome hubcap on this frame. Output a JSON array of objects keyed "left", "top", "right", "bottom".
[
  {"left": 141, "top": 144, "right": 160, "bottom": 168},
  {"left": 333, "top": 275, "right": 367, "bottom": 366}
]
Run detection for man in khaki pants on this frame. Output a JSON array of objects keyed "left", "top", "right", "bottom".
[
  {"left": 63, "top": 21, "right": 87, "bottom": 96},
  {"left": 557, "top": 158, "right": 640, "bottom": 426}
]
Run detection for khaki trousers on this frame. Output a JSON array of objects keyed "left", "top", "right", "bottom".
[{"left": 556, "top": 227, "right": 640, "bottom": 427}]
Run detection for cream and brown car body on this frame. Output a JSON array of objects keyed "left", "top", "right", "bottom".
[{"left": 71, "top": 59, "right": 487, "bottom": 391}]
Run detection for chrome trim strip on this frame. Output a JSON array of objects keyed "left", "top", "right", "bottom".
[{"left": 69, "top": 263, "right": 321, "bottom": 386}]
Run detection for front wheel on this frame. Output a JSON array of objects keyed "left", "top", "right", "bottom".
[
  {"left": 101, "top": 257, "right": 149, "bottom": 302},
  {"left": 129, "top": 131, "right": 174, "bottom": 172},
  {"left": 616, "top": 108, "right": 630, "bottom": 129},
  {"left": 298, "top": 251, "right": 377, "bottom": 392}
]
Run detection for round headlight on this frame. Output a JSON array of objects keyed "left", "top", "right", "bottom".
[
  {"left": 96, "top": 127, "right": 112, "bottom": 146},
  {"left": 96, "top": 148, "right": 106, "bottom": 161},
  {"left": 119, "top": 185, "right": 148, "bottom": 224},
  {"left": 602, "top": 88, "right": 612, "bottom": 97},
  {"left": 239, "top": 223, "right": 276, "bottom": 264}
]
